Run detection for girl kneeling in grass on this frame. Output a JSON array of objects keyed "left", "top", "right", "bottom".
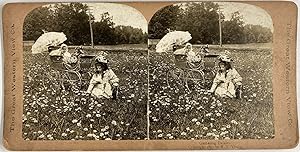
[{"left": 86, "top": 55, "right": 119, "bottom": 99}]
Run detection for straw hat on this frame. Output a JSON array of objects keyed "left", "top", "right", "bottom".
[
  {"left": 95, "top": 55, "right": 108, "bottom": 64},
  {"left": 218, "top": 55, "right": 233, "bottom": 62}
]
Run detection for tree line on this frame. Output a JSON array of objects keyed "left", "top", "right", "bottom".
[
  {"left": 23, "top": 3, "right": 148, "bottom": 45},
  {"left": 148, "top": 2, "right": 273, "bottom": 44}
]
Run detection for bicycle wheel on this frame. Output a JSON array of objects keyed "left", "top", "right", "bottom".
[
  {"left": 166, "top": 68, "right": 184, "bottom": 92},
  {"left": 61, "top": 70, "right": 82, "bottom": 91},
  {"left": 42, "top": 70, "right": 61, "bottom": 91},
  {"left": 186, "top": 70, "right": 205, "bottom": 91}
]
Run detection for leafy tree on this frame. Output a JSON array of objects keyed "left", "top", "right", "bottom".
[
  {"left": 114, "top": 26, "right": 128, "bottom": 44},
  {"left": 149, "top": 2, "right": 221, "bottom": 44},
  {"left": 222, "top": 11, "right": 245, "bottom": 44},
  {"left": 222, "top": 12, "right": 273, "bottom": 44},
  {"left": 93, "top": 12, "right": 116, "bottom": 45},
  {"left": 114, "top": 25, "right": 147, "bottom": 44},
  {"left": 246, "top": 25, "right": 272, "bottom": 43},
  {"left": 51, "top": 3, "right": 91, "bottom": 45},
  {"left": 23, "top": 6, "right": 54, "bottom": 40},
  {"left": 24, "top": 3, "right": 147, "bottom": 45},
  {"left": 177, "top": 2, "right": 220, "bottom": 44},
  {"left": 148, "top": 5, "right": 181, "bottom": 39},
  {"left": 243, "top": 24, "right": 256, "bottom": 43},
  {"left": 148, "top": 2, "right": 273, "bottom": 44},
  {"left": 23, "top": 3, "right": 93, "bottom": 45}
]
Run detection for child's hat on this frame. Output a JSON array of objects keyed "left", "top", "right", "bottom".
[
  {"left": 95, "top": 55, "right": 108, "bottom": 64},
  {"left": 218, "top": 55, "right": 232, "bottom": 62}
]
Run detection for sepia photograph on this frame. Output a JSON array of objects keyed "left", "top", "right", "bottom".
[
  {"left": 2, "top": 0, "right": 299, "bottom": 150},
  {"left": 148, "top": 2, "right": 274, "bottom": 140},
  {"left": 22, "top": 2, "right": 148, "bottom": 140},
  {"left": 22, "top": 1, "right": 275, "bottom": 141}
]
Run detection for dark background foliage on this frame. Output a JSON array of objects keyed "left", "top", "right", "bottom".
[
  {"left": 148, "top": 2, "right": 273, "bottom": 44},
  {"left": 23, "top": 3, "right": 148, "bottom": 45}
]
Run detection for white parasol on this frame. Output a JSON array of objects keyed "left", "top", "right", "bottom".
[
  {"left": 155, "top": 31, "right": 192, "bottom": 53},
  {"left": 31, "top": 32, "right": 67, "bottom": 54}
]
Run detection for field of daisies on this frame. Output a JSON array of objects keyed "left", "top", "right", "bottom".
[
  {"left": 22, "top": 44, "right": 274, "bottom": 140},
  {"left": 23, "top": 45, "right": 148, "bottom": 140},
  {"left": 149, "top": 44, "right": 274, "bottom": 140}
]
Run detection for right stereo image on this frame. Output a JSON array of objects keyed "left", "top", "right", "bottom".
[{"left": 148, "top": 1, "right": 274, "bottom": 140}]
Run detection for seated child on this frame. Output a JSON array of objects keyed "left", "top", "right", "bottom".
[
  {"left": 174, "top": 43, "right": 202, "bottom": 63},
  {"left": 208, "top": 55, "right": 242, "bottom": 99},
  {"left": 49, "top": 44, "right": 71, "bottom": 63},
  {"left": 86, "top": 55, "right": 119, "bottom": 99}
]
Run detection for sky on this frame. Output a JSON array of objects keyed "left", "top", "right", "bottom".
[
  {"left": 85, "top": 3, "right": 148, "bottom": 33},
  {"left": 216, "top": 2, "right": 273, "bottom": 32}
]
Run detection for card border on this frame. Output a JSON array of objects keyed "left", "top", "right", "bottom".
[{"left": 2, "top": 1, "right": 299, "bottom": 150}]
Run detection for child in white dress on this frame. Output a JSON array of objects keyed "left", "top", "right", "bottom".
[
  {"left": 208, "top": 55, "right": 242, "bottom": 99},
  {"left": 86, "top": 55, "right": 119, "bottom": 99}
]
